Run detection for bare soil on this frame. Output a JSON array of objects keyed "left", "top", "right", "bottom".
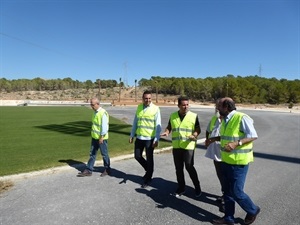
[
  {"left": 0, "top": 87, "right": 298, "bottom": 111},
  {"left": 0, "top": 180, "right": 14, "bottom": 195},
  {"left": 0, "top": 87, "right": 177, "bottom": 105}
]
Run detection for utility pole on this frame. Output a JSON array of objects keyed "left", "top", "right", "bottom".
[
  {"left": 259, "top": 64, "right": 262, "bottom": 76},
  {"left": 123, "top": 62, "right": 128, "bottom": 87}
]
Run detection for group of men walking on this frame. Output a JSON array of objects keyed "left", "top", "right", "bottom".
[{"left": 77, "top": 91, "right": 260, "bottom": 225}]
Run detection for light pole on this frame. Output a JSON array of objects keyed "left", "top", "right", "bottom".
[
  {"left": 155, "top": 81, "right": 158, "bottom": 103},
  {"left": 119, "top": 77, "right": 121, "bottom": 102},
  {"left": 226, "top": 82, "right": 229, "bottom": 96},
  {"left": 98, "top": 79, "right": 101, "bottom": 100},
  {"left": 135, "top": 79, "right": 137, "bottom": 102}
]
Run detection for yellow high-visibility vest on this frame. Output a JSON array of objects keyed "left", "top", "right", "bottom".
[
  {"left": 208, "top": 115, "right": 218, "bottom": 138},
  {"left": 170, "top": 111, "right": 197, "bottom": 150},
  {"left": 91, "top": 108, "right": 109, "bottom": 140},
  {"left": 136, "top": 104, "right": 159, "bottom": 138},
  {"left": 220, "top": 112, "right": 253, "bottom": 165}
]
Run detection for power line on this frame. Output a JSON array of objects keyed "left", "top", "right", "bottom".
[
  {"left": 0, "top": 32, "right": 96, "bottom": 65},
  {"left": 0, "top": 32, "right": 67, "bottom": 56}
]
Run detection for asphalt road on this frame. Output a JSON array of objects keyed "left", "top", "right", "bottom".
[{"left": 0, "top": 106, "right": 299, "bottom": 225}]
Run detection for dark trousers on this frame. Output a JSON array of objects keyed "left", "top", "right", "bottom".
[
  {"left": 214, "top": 160, "right": 225, "bottom": 194},
  {"left": 222, "top": 163, "right": 258, "bottom": 222},
  {"left": 134, "top": 138, "right": 154, "bottom": 180},
  {"left": 172, "top": 148, "right": 201, "bottom": 191}
]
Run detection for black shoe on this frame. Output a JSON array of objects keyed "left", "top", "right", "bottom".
[
  {"left": 244, "top": 206, "right": 260, "bottom": 225},
  {"left": 175, "top": 188, "right": 185, "bottom": 197},
  {"left": 141, "top": 183, "right": 149, "bottom": 188},
  {"left": 141, "top": 178, "right": 152, "bottom": 188},
  {"left": 195, "top": 188, "right": 202, "bottom": 198},
  {"left": 212, "top": 217, "right": 234, "bottom": 225}
]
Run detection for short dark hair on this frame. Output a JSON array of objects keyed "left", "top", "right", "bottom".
[
  {"left": 178, "top": 96, "right": 189, "bottom": 105},
  {"left": 222, "top": 99, "right": 236, "bottom": 111},
  {"left": 143, "top": 90, "right": 152, "bottom": 96}
]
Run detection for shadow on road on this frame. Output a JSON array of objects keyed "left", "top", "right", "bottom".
[
  {"left": 136, "top": 177, "right": 229, "bottom": 223},
  {"left": 58, "top": 159, "right": 86, "bottom": 171},
  {"left": 57, "top": 160, "right": 247, "bottom": 224}
]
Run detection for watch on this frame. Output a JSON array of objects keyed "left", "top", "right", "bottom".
[{"left": 238, "top": 140, "right": 242, "bottom": 146}]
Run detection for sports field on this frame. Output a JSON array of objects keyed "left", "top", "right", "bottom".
[{"left": 0, "top": 106, "right": 170, "bottom": 176}]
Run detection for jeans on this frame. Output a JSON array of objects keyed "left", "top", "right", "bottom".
[
  {"left": 86, "top": 138, "right": 110, "bottom": 172},
  {"left": 134, "top": 138, "right": 154, "bottom": 180},
  {"left": 173, "top": 148, "right": 201, "bottom": 191},
  {"left": 222, "top": 163, "right": 259, "bottom": 222}
]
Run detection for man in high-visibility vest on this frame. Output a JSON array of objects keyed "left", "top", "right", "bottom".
[
  {"left": 205, "top": 98, "right": 225, "bottom": 212},
  {"left": 129, "top": 90, "right": 162, "bottom": 188},
  {"left": 78, "top": 97, "right": 111, "bottom": 177},
  {"left": 208, "top": 97, "right": 260, "bottom": 225},
  {"left": 161, "top": 96, "right": 202, "bottom": 198}
]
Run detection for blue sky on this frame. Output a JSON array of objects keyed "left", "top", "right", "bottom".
[{"left": 0, "top": 0, "right": 299, "bottom": 86}]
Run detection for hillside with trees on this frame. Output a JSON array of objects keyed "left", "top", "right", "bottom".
[{"left": 0, "top": 75, "right": 299, "bottom": 105}]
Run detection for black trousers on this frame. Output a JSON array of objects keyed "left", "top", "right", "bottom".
[
  {"left": 172, "top": 148, "right": 201, "bottom": 191},
  {"left": 214, "top": 160, "right": 225, "bottom": 195},
  {"left": 134, "top": 138, "right": 154, "bottom": 180}
]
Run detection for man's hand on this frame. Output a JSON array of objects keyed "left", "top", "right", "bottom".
[
  {"left": 129, "top": 137, "right": 133, "bottom": 144},
  {"left": 205, "top": 139, "right": 212, "bottom": 147},
  {"left": 160, "top": 132, "right": 169, "bottom": 137},
  {"left": 224, "top": 142, "right": 238, "bottom": 152},
  {"left": 188, "top": 135, "right": 197, "bottom": 141}
]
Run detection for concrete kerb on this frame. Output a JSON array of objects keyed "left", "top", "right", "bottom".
[{"left": 0, "top": 138, "right": 206, "bottom": 182}]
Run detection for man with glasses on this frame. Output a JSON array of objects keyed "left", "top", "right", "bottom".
[
  {"left": 78, "top": 97, "right": 111, "bottom": 177},
  {"left": 129, "top": 90, "right": 162, "bottom": 188},
  {"left": 209, "top": 97, "right": 260, "bottom": 225}
]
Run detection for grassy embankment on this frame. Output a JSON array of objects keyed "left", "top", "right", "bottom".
[{"left": 0, "top": 106, "right": 171, "bottom": 177}]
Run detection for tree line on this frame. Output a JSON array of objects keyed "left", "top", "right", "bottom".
[
  {"left": 140, "top": 75, "right": 300, "bottom": 104},
  {"left": 0, "top": 77, "right": 118, "bottom": 92},
  {"left": 0, "top": 75, "right": 299, "bottom": 104}
]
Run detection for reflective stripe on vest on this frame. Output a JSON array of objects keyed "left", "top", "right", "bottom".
[
  {"left": 91, "top": 108, "right": 109, "bottom": 139},
  {"left": 220, "top": 112, "right": 253, "bottom": 165},
  {"left": 170, "top": 111, "right": 197, "bottom": 150},
  {"left": 136, "top": 104, "right": 158, "bottom": 138}
]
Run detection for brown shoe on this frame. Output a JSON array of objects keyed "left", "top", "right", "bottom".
[
  {"left": 100, "top": 169, "right": 111, "bottom": 177},
  {"left": 212, "top": 217, "right": 234, "bottom": 225},
  {"left": 77, "top": 169, "right": 92, "bottom": 177},
  {"left": 244, "top": 207, "right": 260, "bottom": 225}
]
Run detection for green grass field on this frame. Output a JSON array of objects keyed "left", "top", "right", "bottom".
[{"left": 0, "top": 106, "right": 171, "bottom": 176}]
